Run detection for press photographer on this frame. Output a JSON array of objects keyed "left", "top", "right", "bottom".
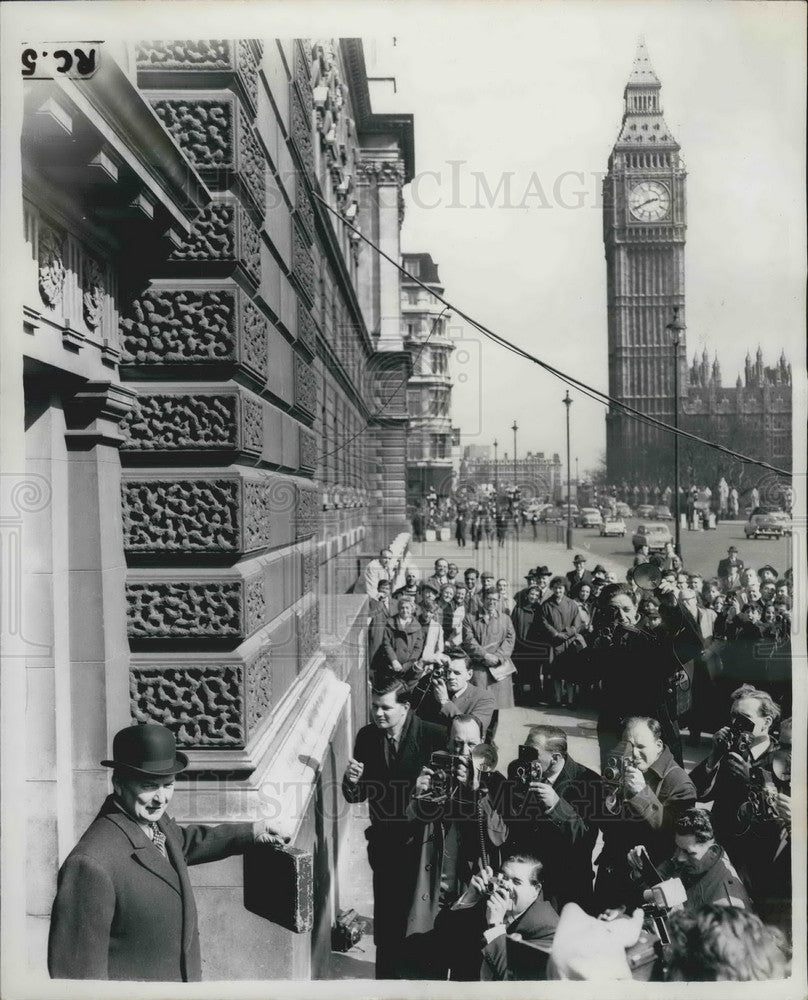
[
  {"left": 414, "top": 649, "right": 496, "bottom": 733},
  {"left": 594, "top": 716, "right": 696, "bottom": 912},
  {"left": 504, "top": 725, "right": 602, "bottom": 910},
  {"left": 627, "top": 808, "right": 750, "bottom": 912},
  {"left": 690, "top": 685, "right": 783, "bottom": 904}
]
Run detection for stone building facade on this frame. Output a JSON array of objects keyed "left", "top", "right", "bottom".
[
  {"left": 458, "top": 449, "right": 563, "bottom": 502},
  {"left": 2, "top": 37, "right": 413, "bottom": 983},
  {"left": 401, "top": 253, "right": 455, "bottom": 501}
]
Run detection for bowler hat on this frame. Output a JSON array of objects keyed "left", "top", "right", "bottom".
[
  {"left": 102, "top": 723, "right": 189, "bottom": 777},
  {"left": 535, "top": 565, "right": 552, "bottom": 576},
  {"left": 757, "top": 564, "right": 778, "bottom": 579},
  {"left": 525, "top": 570, "right": 538, "bottom": 580},
  {"left": 573, "top": 554, "right": 587, "bottom": 564},
  {"left": 593, "top": 564, "right": 607, "bottom": 575}
]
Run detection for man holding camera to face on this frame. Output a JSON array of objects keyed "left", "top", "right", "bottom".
[
  {"left": 414, "top": 649, "right": 496, "bottom": 733},
  {"left": 504, "top": 725, "right": 603, "bottom": 911},
  {"left": 593, "top": 716, "right": 696, "bottom": 913},
  {"left": 689, "top": 685, "right": 787, "bottom": 909}
]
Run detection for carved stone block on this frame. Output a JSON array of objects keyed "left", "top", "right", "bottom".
[
  {"left": 38, "top": 223, "right": 65, "bottom": 307},
  {"left": 169, "top": 201, "right": 260, "bottom": 285},
  {"left": 297, "top": 302, "right": 317, "bottom": 357},
  {"left": 298, "top": 428, "right": 317, "bottom": 473},
  {"left": 297, "top": 601, "right": 320, "bottom": 670},
  {"left": 237, "top": 115, "right": 266, "bottom": 216},
  {"left": 130, "top": 662, "right": 246, "bottom": 746},
  {"left": 127, "top": 581, "right": 242, "bottom": 638},
  {"left": 295, "top": 485, "right": 320, "bottom": 540},
  {"left": 289, "top": 85, "right": 314, "bottom": 180},
  {"left": 151, "top": 97, "right": 234, "bottom": 166},
  {"left": 122, "top": 476, "right": 270, "bottom": 554},
  {"left": 245, "top": 574, "right": 267, "bottom": 635},
  {"left": 241, "top": 298, "right": 269, "bottom": 380},
  {"left": 291, "top": 225, "right": 315, "bottom": 306},
  {"left": 81, "top": 255, "right": 105, "bottom": 330},
  {"left": 242, "top": 396, "right": 264, "bottom": 453},
  {"left": 136, "top": 39, "right": 233, "bottom": 70},
  {"left": 121, "top": 393, "right": 237, "bottom": 450},
  {"left": 245, "top": 648, "right": 272, "bottom": 736},
  {"left": 301, "top": 549, "right": 319, "bottom": 596},
  {"left": 294, "top": 355, "right": 317, "bottom": 418},
  {"left": 236, "top": 39, "right": 260, "bottom": 112},
  {"left": 294, "top": 183, "right": 315, "bottom": 246}
]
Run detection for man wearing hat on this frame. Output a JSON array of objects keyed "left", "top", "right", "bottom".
[
  {"left": 48, "top": 723, "right": 289, "bottom": 981},
  {"left": 717, "top": 546, "right": 744, "bottom": 588},
  {"left": 565, "top": 555, "right": 593, "bottom": 599}
]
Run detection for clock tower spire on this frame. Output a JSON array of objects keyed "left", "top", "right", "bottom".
[{"left": 603, "top": 37, "right": 687, "bottom": 484}]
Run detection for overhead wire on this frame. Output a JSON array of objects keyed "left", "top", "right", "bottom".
[{"left": 312, "top": 190, "right": 793, "bottom": 480}]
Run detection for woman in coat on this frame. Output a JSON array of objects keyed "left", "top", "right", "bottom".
[
  {"left": 538, "top": 577, "right": 586, "bottom": 707},
  {"left": 462, "top": 592, "right": 516, "bottom": 708},
  {"left": 510, "top": 585, "right": 546, "bottom": 705},
  {"left": 379, "top": 595, "right": 427, "bottom": 688}
]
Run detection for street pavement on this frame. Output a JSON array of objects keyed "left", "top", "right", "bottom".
[{"left": 326, "top": 528, "right": 728, "bottom": 978}]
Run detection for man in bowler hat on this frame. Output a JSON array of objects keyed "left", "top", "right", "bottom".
[{"left": 48, "top": 723, "right": 289, "bottom": 981}]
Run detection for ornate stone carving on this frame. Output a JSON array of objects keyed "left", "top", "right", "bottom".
[
  {"left": 298, "top": 428, "right": 317, "bottom": 473},
  {"left": 245, "top": 574, "right": 267, "bottom": 635},
  {"left": 294, "top": 184, "right": 315, "bottom": 245},
  {"left": 241, "top": 299, "right": 269, "bottom": 380},
  {"left": 121, "top": 289, "right": 236, "bottom": 365},
  {"left": 289, "top": 87, "right": 314, "bottom": 179},
  {"left": 244, "top": 479, "right": 271, "bottom": 550},
  {"left": 301, "top": 549, "right": 319, "bottom": 595},
  {"left": 38, "top": 224, "right": 65, "bottom": 307},
  {"left": 297, "top": 302, "right": 317, "bottom": 357},
  {"left": 81, "top": 256, "right": 105, "bottom": 329},
  {"left": 355, "top": 159, "right": 406, "bottom": 186},
  {"left": 130, "top": 662, "right": 245, "bottom": 747},
  {"left": 245, "top": 648, "right": 272, "bottom": 736},
  {"left": 170, "top": 201, "right": 235, "bottom": 261},
  {"left": 237, "top": 112, "right": 266, "bottom": 214},
  {"left": 238, "top": 205, "right": 261, "bottom": 286},
  {"left": 295, "top": 485, "right": 320, "bottom": 540},
  {"left": 292, "top": 226, "right": 315, "bottom": 305},
  {"left": 241, "top": 396, "right": 263, "bottom": 453},
  {"left": 298, "top": 601, "right": 320, "bottom": 669},
  {"left": 236, "top": 39, "right": 259, "bottom": 111},
  {"left": 121, "top": 393, "right": 237, "bottom": 450},
  {"left": 122, "top": 479, "right": 240, "bottom": 552},
  {"left": 150, "top": 98, "right": 233, "bottom": 167},
  {"left": 294, "top": 39, "right": 313, "bottom": 109},
  {"left": 294, "top": 355, "right": 317, "bottom": 417},
  {"left": 126, "top": 582, "right": 242, "bottom": 638},
  {"left": 136, "top": 39, "right": 232, "bottom": 70}
]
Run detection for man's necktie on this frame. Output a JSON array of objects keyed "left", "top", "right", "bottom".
[
  {"left": 150, "top": 823, "right": 168, "bottom": 858},
  {"left": 386, "top": 735, "right": 398, "bottom": 766}
]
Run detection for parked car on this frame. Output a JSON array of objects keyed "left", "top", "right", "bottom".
[
  {"left": 601, "top": 517, "right": 626, "bottom": 537},
  {"left": 653, "top": 505, "right": 672, "bottom": 521},
  {"left": 577, "top": 507, "right": 603, "bottom": 528},
  {"left": 744, "top": 511, "right": 791, "bottom": 539},
  {"left": 615, "top": 503, "right": 633, "bottom": 518},
  {"left": 636, "top": 504, "right": 655, "bottom": 518},
  {"left": 632, "top": 522, "right": 673, "bottom": 552},
  {"left": 541, "top": 507, "right": 563, "bottom": 524}
]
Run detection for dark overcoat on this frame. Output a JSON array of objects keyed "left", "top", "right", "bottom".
[{"left": 48, "top": 796, "right": 255, "bottom": 981}]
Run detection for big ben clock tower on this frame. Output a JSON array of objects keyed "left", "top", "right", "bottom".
[{"left": 603, "top": 38, "right": 686, "bottom": 484}]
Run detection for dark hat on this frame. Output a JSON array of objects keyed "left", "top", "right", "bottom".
[
  {"left": 728, "top": 545, "right": 738, "bottom": 553},
  {"left": 757, "top": 564, "right": 778, "bottom": 578},
  {"left": 420, "top": 583, "right": 440, "bottom": 596},
  {"left": 593, "top": 564, "right": 608, "bottom": 575},
  {"left": 536, "top": 565, "right": 552, "bottom": 576},
  {"left": 573, "top": 554, "right": 587, "bottom": 563},
  {"left": 525, "top": 570, "right": 538, "bottom": 580},
  {"left": 102, "top": 723, "right": 188, "bottom": 777}
]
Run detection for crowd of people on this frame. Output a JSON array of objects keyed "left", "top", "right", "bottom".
[{"left": 349, "top": 542, "right": 794, "bottom": 981}]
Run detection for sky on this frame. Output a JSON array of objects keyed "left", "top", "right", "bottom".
[
  {"left": 366, "top": 3, "right": 806, "bottom": 477},
  {"left": 2, "top": 1, "right": 805, "bottom": 481}
]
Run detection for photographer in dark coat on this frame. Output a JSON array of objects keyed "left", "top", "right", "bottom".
[
  {"left": 503, "top": 725, "right": 603, "bottom": 912},
  {"left": 342, "top": 680, "right": 445, "bottom": 979},
  {"left": 48, "top": 724, "right": 289, "bottom": 982}
]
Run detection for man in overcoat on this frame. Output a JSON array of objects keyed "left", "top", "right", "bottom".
[
  {"left": 342, "top": 680, "right": 445, "bottom": 978},
  {"left": 462, "top": 592, "right": 516, "bottom": 708},
  {"left": 48, "top": 723, "right": 288, "bottom": 981}
]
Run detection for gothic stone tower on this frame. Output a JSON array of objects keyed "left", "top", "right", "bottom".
[{"left": 603, "top": 39, "right": 687, "bottom": 483}]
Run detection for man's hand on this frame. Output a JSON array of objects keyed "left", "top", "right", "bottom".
[
  {"left": 470, "top": 865, "right": 494, "bottom": 898},
  {"left": 390, "top": 659, "right": 404, "bottom": 674},
  {"left": 529, "top": 781, "right": 560, "bottom": 811},
  {"left": 254, "top": 822, "right": 292, "bottom": 846},
  {"left": 432, "top": 677, "right": 449, "bottom": 705},
  {"left": 626, "top": 846, "right": 645, "bottom": 880},
  {"left": 344, "top": 758, "right": 364, "bottom": 785},
  {"left": 707, "top": 726, "right": 732, "bottom": 767},
  {"left": 453, "top": 758, "right": 471, "bottom": 785},
  {"left": 725, "top": 752, "right": 751, "bottom": 783},
  {"left": 483, "top": 652, "right": 499, "bottom": 666},
  {"left": 622, "top": 763, "right": 646, "bottom": 798},
  {"left": 776, "top": 792, "right": 791, "bottom": 825},
  {"left": 414, "top": 766, "right": 433, "bottom": 796},
  {"left": 485, "top": 884, "right": 511, "bottom": 927}
]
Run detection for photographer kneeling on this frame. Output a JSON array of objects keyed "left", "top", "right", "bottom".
[
  {"left": 594, "top": 716, "right": 696, "bottom": 913},
  {"left": 435, "top": 854, "right": 559, "bottom": 981},
  {"left": 689, "top": 685, "right": 783, "bottom": 905},
  {"left": 627, "top": 808, "right": 750, "bottom": 912}
]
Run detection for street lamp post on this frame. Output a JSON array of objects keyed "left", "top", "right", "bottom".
[
  {"left": 563, "top": 391, "right": 572, "bottom": 550},
  {"left": 493, "top": 438, "right": 499, "bottom": 496},
  {"left": 511, "top": 421, "right": 518, "bottom": 494},
  {"left": 666, "top": 306, "right": 686, "bottom": 558}
]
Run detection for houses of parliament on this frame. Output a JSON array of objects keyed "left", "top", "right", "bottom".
[{"left": 603, "top": 40, "right": 792, "bottom": 487}]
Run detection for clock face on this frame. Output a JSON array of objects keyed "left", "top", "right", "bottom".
[{"left": 628, "top": 180, "right": 671, "bottom": 222}]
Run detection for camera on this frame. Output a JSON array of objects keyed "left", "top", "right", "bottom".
[
  {"left": 483, "top": 872, "right": 512, "bottom": 898},
  {"left": 717, "top": 713, "right": 756, "bottom": 762},
  {"left": 601, "top": 876, "right": 686, "bottom": 981},
  {"left": 430, "top": 661, "right": 448, "bottom": 682},
  {"left": 332, "top": 908, "right": 366, "bottom": 952},
  {"left": 507, "top": 744, "right": 543, "bottom": 789},
  {"left": 420, "top": 750, "right": 470, "bottom": 802},
  {"left": 603, "top": 743, "right": 632, "bottom": 814}
]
